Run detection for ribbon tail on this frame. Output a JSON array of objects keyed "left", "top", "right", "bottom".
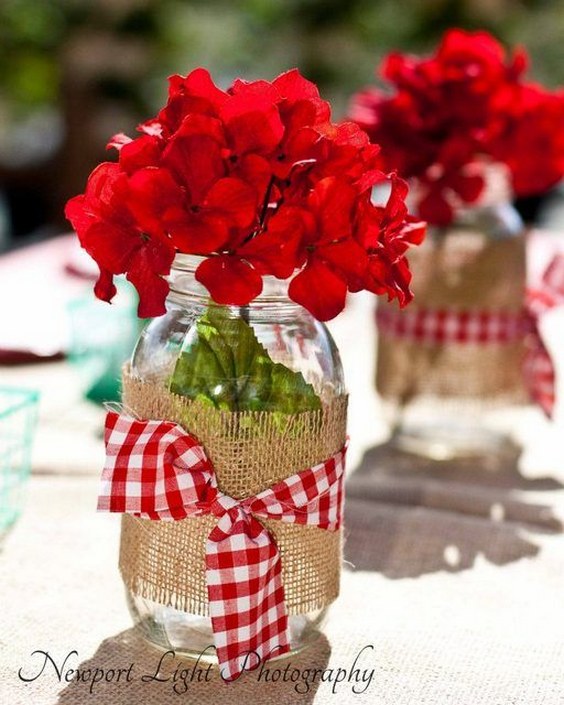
[
  {"left": 205, "top": 513, "right": 290, "bottom": 681},
  {"left": 525, "top": 253, "right": 564, "bottom": 419},
  {"left": 525, "top": 333, "right": 556, "bottom": 418}
]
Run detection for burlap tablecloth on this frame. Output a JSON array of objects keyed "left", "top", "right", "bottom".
[{"left": 1, "top": 291, "right": 564, "bottom": 704}]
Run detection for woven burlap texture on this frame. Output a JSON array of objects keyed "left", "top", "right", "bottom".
[
  {"left": 377, "top": 228, "right": 528, "bottom": 403},
  {"left": 119, "top": 368, "right": 348, "bottom": 616}
]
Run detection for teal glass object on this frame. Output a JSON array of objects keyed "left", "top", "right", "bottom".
[
  {"left": 68, "top": 282, "right": 142, "bottom": 404},
  {"left": 0, "top": 387, "right": 39, "bottom": 542}
]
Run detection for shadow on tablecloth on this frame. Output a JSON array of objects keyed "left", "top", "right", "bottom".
[
  {"left": 344, "top": 441, "right": 564, "bottom": 579},
  {"left": 56, "top": 628, "right": 330, "bottom": 705}
]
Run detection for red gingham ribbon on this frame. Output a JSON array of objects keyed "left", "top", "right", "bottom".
[
  {"left": 98, "top": 412, "right": 346, "bottom": 680},
  {"left": 376, "top": 306, "right": 530, "bottom": 345},
  {"left": 524, "top": 254, "right": 564, "bottom": 417}
]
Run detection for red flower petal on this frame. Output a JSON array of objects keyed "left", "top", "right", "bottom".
[
  {"left": 449, "top": 172, "right": 484, "bottom": 203},
  {"left": 221, "top": 93, "right": 284, "bottom": 156},
  {"left": 196, "top": 256, "right": 263, "bottom": 305},
  {"left": 289, "top": 260, "right": 347, "bottom": 321},
  {"left": 127, "top": 167, "right": 183, "bottom": 237},
  {"left": 390, "top": 257, "right": 414, "bottom": 307},
  {"left": 229, "top": 154, "right": 272, "bottom": 198},
  {"left": 78, "top": 221, "right": 139, "bottom": 274},
  {"left": 168, "top": 212, "right": 229, "bottom": 255},
  {"left": 401, "top": 217, "right": 427, "bottom": 246},
  {"left": 119, "top": 135, "right": 162, "bottom": 174},
  {"left": 163, "top": 134, "right": 226, "bottom": 204},
  {"left": 137, "top": 120, "right": 163, "bottom": 138},
  {"left": 175, "top": 68, "right": 228, "bottom": 109},
  {"left": 204, "top": 177, "right": 258, "bottom": 229},
  {"left": 84, "top": 162, "right": 129, "bottom": 217},
  {"left": 106, "top": 133, "right": 132, "bottom": 151},
  {"left": 126, "top": 240, "right": 175, "bottom": 317},
  {"left": 279, "top": 100, "right": 325, "bottom": 136},
  {"left": 418, "top": 190, "right": 453, "bottom": 226},
  {"left": 126, "top": 268, "right": 169, "bottom": 318},
  {"left": 271, "top": 126, "right": 321, "bottom": 179},
  {"left": 272, "top": 69, "right": 321, "bottom": 102},
  {"left": 307, "top": 177, "right": 358, "bottom": 243},
  {"left": 322, "top": 121, "right": 371, "bottom": 148},
  {"left": 65, "top": 194, "right": 95, "bottom": 238},
  {"left": 318, "top": 238, "right": 369, "bottom": 291},
  {"left": 239, "top": 205, "right": 306, "bottom": 278},
  {"left": 158, "top": 69, "right": 228, "bottom": 133},
  {"left": 355, "top": 168, "right": 387, "bottom": 194},
  {"left": 174, "top": 113, "right": 226, "bottom": 143},
  {"left": 93, "top": 268, "right": 117, "bottom": 303},
  {"left": 229, "top": 78, "right": 280, "bottom": 102},
  {"left": 364, "top": 254, "right": 413, "bottom": 306}
]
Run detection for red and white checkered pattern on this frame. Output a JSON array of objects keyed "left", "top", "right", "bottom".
[
  {"left": 376, "top": 306, "right": 530, "bottom": 345},
  {"left": 523, "top": 341, "right": 556, "bottom": 417},
  {"left": 525, "top": 254, "right": 564, "bottom": 417},
  {"left": 99, "top": 411, "right": 346, "bottom": 680},
  {"left": 98, "top": 412, "right": 215, "bottom": 519},
  {"left": 527, "top": 254, "right": 564, "bottom": 318}
]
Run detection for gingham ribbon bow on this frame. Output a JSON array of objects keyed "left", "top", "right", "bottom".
[
  {"left": 98, "top": 412, "right": 346, "bottom": 680},
  {"left": 525, "top": 254, "right": 564, "bottom": 417}
]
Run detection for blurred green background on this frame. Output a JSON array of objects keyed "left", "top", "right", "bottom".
[{"left": 1, "top": 0, "right": 564, "bottom": 245}]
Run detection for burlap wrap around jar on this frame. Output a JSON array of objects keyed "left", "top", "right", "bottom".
[
  {"left": 118, "top": 254, "right": 348, "bottom": 659},
  {"left": 119, "top": 368, "right": 347, "bottom": 618},
  {"left": 376, "top": 196, "right": 528, "bottom": 458}
]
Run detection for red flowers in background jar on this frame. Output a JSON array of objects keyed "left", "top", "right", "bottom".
[
  {"left": 349, "top": 29, "right": 564, "bottom": 225},
  {"left": 65, "top": 68, "right": 424, "bottom": 321}
]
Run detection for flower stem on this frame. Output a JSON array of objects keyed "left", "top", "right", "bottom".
[
  {"left": 239, "top": 305, "right": 250, "bottom": 324},
  {"left": 259, "top": 175, "right": 276, "bottom": 226}
]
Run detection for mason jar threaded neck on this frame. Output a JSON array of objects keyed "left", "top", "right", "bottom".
[
  {"left": 411, "top": 163, "right": 524, "bottom": 240},
  {"left": 166, "top": 254, "right": 302, "bottom": 313}
]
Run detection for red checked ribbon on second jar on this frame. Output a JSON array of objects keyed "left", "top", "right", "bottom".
[
  {"left": 98, "top": 412, "right": 346, "bottom": 681},
  {"left": 524, "top": 254, "right": 564, "bottom": 416},
  {"left": 376, "top": 254, "right": 564, "bottom": 417}
]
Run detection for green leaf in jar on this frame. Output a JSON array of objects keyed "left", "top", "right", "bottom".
[{"left": 169, "top": 306, "right": 321, "bottom": 413}]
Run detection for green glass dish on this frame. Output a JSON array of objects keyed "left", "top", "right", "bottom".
[
  {"left": 0, "top": 387, "right": 39, "bottom": 542},
  {"left": 68, "top": 282, "right": 141, "bottom": 404}
]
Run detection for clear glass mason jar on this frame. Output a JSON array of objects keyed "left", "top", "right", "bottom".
[
  {"left": 126, "top": 254, "right": 346, "bottom": 660},
  {"left": 376, "top": 167, "right": 528, "bottom": 459}
]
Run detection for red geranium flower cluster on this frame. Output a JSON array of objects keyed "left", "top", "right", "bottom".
[
  {"left": 349, "top": 29, "right": 564, "bottom": 225},
  {"left": 65, "top": 68, "right": 424, "bottom": 320}
]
